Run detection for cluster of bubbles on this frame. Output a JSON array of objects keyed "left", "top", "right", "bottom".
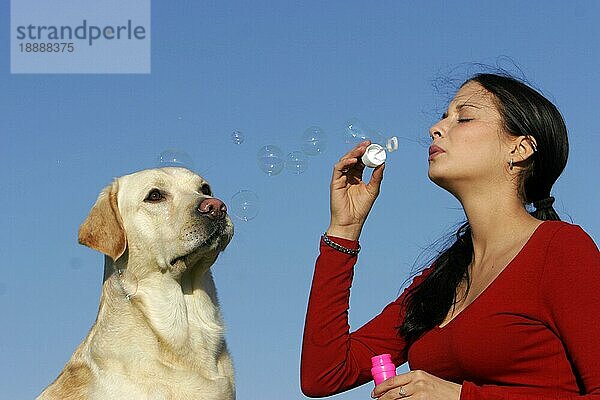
[
  {"left": 227, "top": 125, "right": 327, "bottom": 220},
  {"left": 156, "top": 117, "right": 397, "bottom": 223},
  {"left": 253, "top": 126, "right": 327, "bottom": 176}
]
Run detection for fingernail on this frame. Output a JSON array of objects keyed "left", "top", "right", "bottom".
[{"left": 371, "top": 389, "right": 375, "bottom": 398}]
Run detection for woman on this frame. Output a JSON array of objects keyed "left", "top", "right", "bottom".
[{"left": 300, "top": 73, "right": 599, "bottom": 400}]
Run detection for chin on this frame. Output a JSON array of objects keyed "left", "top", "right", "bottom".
[
  {"left": 427, "top": 168, "right": 444, "bottom": 185},
  {"left": 427, "top": 168, "right": 456, "bottom": 192}
]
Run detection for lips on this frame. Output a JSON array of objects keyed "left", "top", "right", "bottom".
[{"left": 428, "top": 145, "right": 445, "bottom": 160}]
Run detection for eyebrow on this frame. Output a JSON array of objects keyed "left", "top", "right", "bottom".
[
  {"left": 457, "top": 103, "right": 481, "bottom": 110},
  {"left": 441, "top": 103, "right": 482, "bottom": 119}
]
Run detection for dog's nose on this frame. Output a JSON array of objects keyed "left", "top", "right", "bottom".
[{"left": 198, "top": 198, "right": 227, "bottom": 220}]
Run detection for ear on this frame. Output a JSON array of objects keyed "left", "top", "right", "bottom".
[
  {"left": 510, "top": 135, "right": 538, "bottom": 163},
  {"left": 78, "top": 180, "right": 127, "bottom": 261}
]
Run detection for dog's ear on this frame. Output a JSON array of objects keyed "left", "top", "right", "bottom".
[{"left": 78, "top": 180, "right": 127, "bottom": 261}]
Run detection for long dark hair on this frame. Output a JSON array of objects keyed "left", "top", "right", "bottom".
[{"left": 400, "top": 73, "right": 569, "bottom": 351}]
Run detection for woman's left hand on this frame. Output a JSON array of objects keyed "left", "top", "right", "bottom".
[{"left": 371, "top": 370, "right": 462, "bottom": 400}]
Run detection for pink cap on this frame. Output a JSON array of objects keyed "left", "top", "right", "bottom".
[
  {"left": 371, "top": 354, "right": 393, "bottom": 366},
  {"left": 371, "top": 354, "right": 396, "bottom": 385}
]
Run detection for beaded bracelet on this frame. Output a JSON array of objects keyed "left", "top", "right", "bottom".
[{"left": 322, "top": 233, "right": 361, "bottom": 255}]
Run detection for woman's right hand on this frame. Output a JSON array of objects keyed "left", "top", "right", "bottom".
[{"left": 326, "top": 140, "right": 385, "bottom": 241}]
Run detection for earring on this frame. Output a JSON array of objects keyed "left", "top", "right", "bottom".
[{"left": 508, "top": 158, "right": 514, "bottom": 170}]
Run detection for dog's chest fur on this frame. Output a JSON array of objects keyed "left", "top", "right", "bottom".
[{"left": 86, "top": 270, "right": 234, "bottom": 399}]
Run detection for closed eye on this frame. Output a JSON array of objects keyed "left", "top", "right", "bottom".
[{"left": 457, "top": 118, "right": 474, "bottom": 123}]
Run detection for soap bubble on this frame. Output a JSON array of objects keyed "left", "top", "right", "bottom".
[
  {"left": 157, "top": 149, "right": 194, "bottom": 169},
  {"left": 285, "top": 151, "right": 309, "bottom": 174},
  {"left": 301, "top": 126, "right": 327, "bottom": 156},
  {"left": 257, "top": 145, "right": 284, "bottom": 176},
  {"left": 385, "top": 136, "right": 399, "bottom": 152},
  {"left": 231, "top": 130, "right": 244, "bottom": 145},
  {"left": 370, "top": 130, "right": 387, "bottom": 146},
  {"left": 230, "top": 190, "right": 260, "bottom": 221},
  {"left": 344, "top": 118, "right": 371, "bottom": 144}
]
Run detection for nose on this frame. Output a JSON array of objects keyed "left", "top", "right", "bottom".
[
  {"left": 429, "top": 113, "right": 450, "bottom": 140},
  {"left": 198, "top": 198, "right": 227, "bottom": 220},
  {"left": 429, "top": 124, "right": 443, "bottom": 140}
]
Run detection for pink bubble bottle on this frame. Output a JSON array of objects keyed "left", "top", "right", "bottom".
[{"left": 370, "top": 354, "right": 397, "bottom": 385}]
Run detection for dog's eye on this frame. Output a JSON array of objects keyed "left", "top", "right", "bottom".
[
  {"left": 200, "top": 184, "right": 212, "bottom": 196},
  {"left": 145, "top": 189, "right": 164, "bottom": 202}
]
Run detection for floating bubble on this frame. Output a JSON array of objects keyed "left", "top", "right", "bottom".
[
  {"left": 385, "top": 136, "right": 399, "bottom": 152},
  {"left": 230, "top": 190, "right": 260, "bottom": 221},
  {"left": 301, "top": 126, "right": 327, "bottom": 156},
  {"left": 285, "top": 151, "right": 309, "bottom": 174},
  {"left": 157, "top": 149, "right": 194, "bottom": 169},
  {"left": 370, "top": 130, "right": 387, "bottom": 146},
  {"left": 177, "top": 116, "right": 183, "bottom": 120},
  {"left": 344, "top": 118, "right": 371, "bottom": 144},
  {"left": 370, "top": 131, "right": 399, "bottom": 153},
  {"left": 256, "top": 145, "right": 284, "bottom": 176},
  {"left": 231, "top": 130, "right": 245, "bottom": 145}
]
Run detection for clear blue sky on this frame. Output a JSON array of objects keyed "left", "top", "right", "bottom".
[{"left": 2, "top": 1, "right": 599, "bottom": 399}]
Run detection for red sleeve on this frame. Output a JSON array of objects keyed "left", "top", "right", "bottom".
[
  {"left": 461, "top": 225, "right": 600, "bottom": 400},
  {"left": 300, "top": 236, "right": 428, "bottom": 397}
]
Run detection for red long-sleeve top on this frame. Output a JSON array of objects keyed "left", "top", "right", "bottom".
[{"left": 301, "top": 221, "right": 600, "bottom": 399}]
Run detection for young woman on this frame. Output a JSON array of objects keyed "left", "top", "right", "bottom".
[{"left": 301, "top": 73, "right": 599, "bottom": 400}]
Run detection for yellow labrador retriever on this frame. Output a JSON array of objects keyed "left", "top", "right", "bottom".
[{"left": 38, "top": 167, "right": 235, "bottom": 400}]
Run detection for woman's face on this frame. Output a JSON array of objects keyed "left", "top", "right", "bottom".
[{"left": 427, "top": 81, "right": 512, "bottom": 195}]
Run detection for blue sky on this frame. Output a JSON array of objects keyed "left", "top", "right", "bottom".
[{"left": 2, "top": 1, "right": 599, "bottom": 399}]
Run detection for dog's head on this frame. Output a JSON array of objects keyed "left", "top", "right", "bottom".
[{"left": 79, "top": 167, "right": 234, "bottom": 277}]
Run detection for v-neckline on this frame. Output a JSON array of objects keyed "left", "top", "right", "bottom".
[{"left": 436, "top": 221, "right": 546, "bottom": 330}]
